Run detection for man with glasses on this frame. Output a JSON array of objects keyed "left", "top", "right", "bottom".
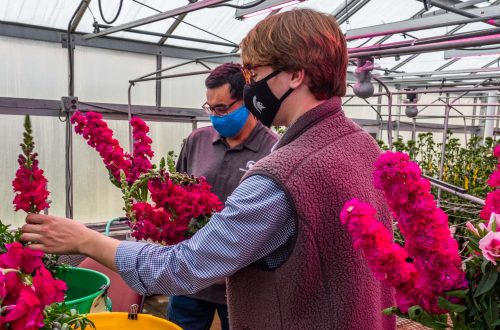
[
  {"left": 169, "top": 62, "right": 278, "bottom": 330},
  {"left": 23, "top": 9, "right": 395, "bottom": 329}
]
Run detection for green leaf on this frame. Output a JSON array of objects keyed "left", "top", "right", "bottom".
[
  {"left": 445, "top": 288, "right": 469, "bottom": 298},
  {"left": 438, "top": 296, "right": 467, "bottom": 313},
  {"left": 474, "top": 263, "right": 499, "bottom": 298},
  {"left": 382, "top": 306, "right": 398, "bottom": 315},
  {"left": 481, "top": 259, "right": 489, "bottom": 274},
  {"left": 485, "top": 294, "right": 499, "bottom": 327}
]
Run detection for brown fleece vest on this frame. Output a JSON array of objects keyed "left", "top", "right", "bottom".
[{"left": 227, "top": 97, "right": 395, "bottom": 330}]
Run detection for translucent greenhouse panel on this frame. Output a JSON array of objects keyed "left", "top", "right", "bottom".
[
  {"left": 168, "top": 0, "right": 342, "bottom": 52},
  {"left": 72, "top": 119, "right": 128, "bottom": 223},
  {"left": 0, "top": 115, "right": 65, "bottom": 228},
  {"left": 0, "top": 36, "right": 67, "bottom": 99},
  {"left": 165, "top": 5, "right": 256, "bottom": 52},
  {"left": 396, "top": 51, "right": 449, "bottom": 72},
  {"left": 0, "top": 0, "right": 82, "bottom": 30},
  {"left": 74, "top": 46, "right": 157, "bottom": 105},
  {"left": 0, "top": 0, "right": 184, "bottom": 35},
  {"left": 444, "top": 56, "right": 500, "bottom": 71},
  {"left": 160, "top": 57, "right": 211, "bottom": 109},
  {"left": 341, "top": 0, "right": 422, "bottom": 31},
  {"left": 72, "top": 118, "right": 192, "bottom": 223},
  {"left": 148, "top": 121, "right": 193, "bottom": 164}
]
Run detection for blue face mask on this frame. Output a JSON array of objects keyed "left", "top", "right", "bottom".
[{"left": 210, "top": 105, "right": 249, "bottom": 138}]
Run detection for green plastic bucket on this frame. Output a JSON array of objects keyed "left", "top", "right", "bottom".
[{"left": 55, "top": 267, "right": 112, "bottom": 313}]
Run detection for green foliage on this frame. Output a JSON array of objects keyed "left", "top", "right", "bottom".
[
  {"left": 0, "top": 220, "right": 62, "bottom": 276},
  {"left": 0, "top": 221, "right": 22, "bottom": 252},
  {"left": 273, "top": 126, "right": 287, "bottom": 136},
  {"left": 120, "top": 151, "right": 199, "bottom": 223},
  {"left": 378, "top": 133, "right": 499, "bottom": 238},
  {"left": 379, "top": 133, "right": 500, "bottom": 329},
  {"left": 166, "top": 150, "right": 177, "bottom": 174},
  {"left": 41, "top": 304, "right": 95, "bottom": 330},
  {"left": 378, "top": 133, "right": 498, "bottom": 198},
  {"left": 21, "top": 115, "right": 35, "bottom": 168}
]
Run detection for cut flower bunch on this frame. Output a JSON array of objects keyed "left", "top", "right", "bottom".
[
  {"left": 341, "top": 150, "right": 500, "bottom": 329},
  {"left": 71, "top": 111, "right": 222, "bottom": 245}
]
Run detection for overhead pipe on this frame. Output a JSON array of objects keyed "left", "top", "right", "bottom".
[
  {"left": 83, "top": 0, "right": 231, "bottom": 40},
  {"left": 349, "top": 31, "right": 500, "bottom": 59},
  {"left": 345, "top": 85, "right": 500, "bottom": 97},
  {"left": 418, "top": 0, "right": 500, "bottom": 27},
  {"left": 342, "top": 103, "right": 500, "bottom": 107},
  {"left": 97, "top": 24, "right": 239, "bottom": 47},
  {"left": 345, "top": 6, "right": 500, "bottom": 41},
  {"left": 349, "top": 27, "right": 500, "bottom": 54},
  {"left": 381, "top": 66, "right": 500, "bottom": 78}
]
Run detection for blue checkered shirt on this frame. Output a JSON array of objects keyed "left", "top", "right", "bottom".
[{"left": 115, "top": 175, "right": 294, "bottom": 296}]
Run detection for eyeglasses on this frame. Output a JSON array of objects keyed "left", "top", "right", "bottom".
[
  {"left": 202, "top": 99, "right": 239, "bottom": 116},
  {"left": 242, "top": 64, "right": 262, "bottom": 84}
]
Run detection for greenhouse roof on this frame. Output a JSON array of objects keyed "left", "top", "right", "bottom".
[{"left": 1, "top": 0, "right": 500, "bottom": 77}]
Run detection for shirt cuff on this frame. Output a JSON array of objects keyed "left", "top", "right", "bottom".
[{"left": 115, "top": 240, "right": 150, "bottom": 294}]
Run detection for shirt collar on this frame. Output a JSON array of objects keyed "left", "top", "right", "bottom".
[{"left": 211, "top": 122, "right": 266, "bottom": 152}]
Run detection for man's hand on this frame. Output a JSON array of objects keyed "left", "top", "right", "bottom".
[
  {"left": 21, "top": 213, "right": 93, "bottom": 255},
  {"left": 21, "top": 214, "right": 121, "bottom": 271}
]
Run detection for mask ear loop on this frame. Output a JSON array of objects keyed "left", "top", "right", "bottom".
[
  {"left": 279, "top": 88, "right": 294, "bottom": 102},
  {"left": 250, "top": 70, "right": 281, "bottom": 85}
]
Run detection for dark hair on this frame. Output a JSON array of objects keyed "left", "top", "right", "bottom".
[{"left": 205, "top": 63, "right": 245, "bottom": 100}]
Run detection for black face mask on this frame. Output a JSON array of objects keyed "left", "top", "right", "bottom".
[{"left": 243, "top": 70, "right": 294, "bottom": 127}]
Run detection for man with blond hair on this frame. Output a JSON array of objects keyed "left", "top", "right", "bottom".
[{"left": 23, "top": 8, "right": 395, "bottom": 329}]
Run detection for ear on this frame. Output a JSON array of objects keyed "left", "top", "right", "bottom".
[{"left": 289, "top": 69, "right": 306, "bottom": 89}]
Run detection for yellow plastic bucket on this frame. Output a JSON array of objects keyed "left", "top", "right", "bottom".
[{"left": 87, "top": 312, "right": 182, "bottom": 329}]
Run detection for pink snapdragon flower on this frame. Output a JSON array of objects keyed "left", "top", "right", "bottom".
[
  {"left": 343, "top": 151, "right": 467, "bottom": 314},
  {"left": 0, "top": 243, "right": 67, "bottom": 330},
  {"left": 479, "top": 231, "right": 500, "bottom": 265},
  {"left": 12, "top": 116, "right": 50, "bottom": 213}
]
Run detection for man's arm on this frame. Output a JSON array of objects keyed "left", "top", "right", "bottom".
[
  {"left": 22, "top": 175, "right": 294, "bottom": 296},
  {"left": 115, "top": 174, "right": 294, "bottom": 296}
]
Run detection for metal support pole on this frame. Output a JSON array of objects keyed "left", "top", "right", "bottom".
[
  {"left": 485, "top": 91, "right": 498, "bottom": 141},
  {"left": 472, "top": 97, "right": 477, "bottom": 129},
  {"left": 376, "top": 84, "right": 383, "bottom": 139},
  {"left": 132, "top": 70, "right": 212, "bottom": 83},
  {"left": 128, "top": 84, "right": 134, "bottom": 154},
  {"left": 427, "top": 0, "right": 499, "bottom": 27},
  {"left": 437, "top": 103, "right": 451, "bottom": 207},
  {"left": 156, "top": 55, "right": 162, "bottom": 110},
  {"left": 411, "top": 118, "right": 417, "bottom": 141},
  {"left": 373, "top": 77, "right": 393, "bottom": 149},
  {"left": 65, "top": 0, "right": 88, "bottom": 219},
  {"left": 395, "top": 92, "right": 402, "bottom": 138}
]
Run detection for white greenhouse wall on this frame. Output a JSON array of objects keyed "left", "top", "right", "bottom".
[
  {"left": 0, "top": 36, "right": 212, "bottom": 226},
  {"left": 0, "top": 36, "right": 67, "bottom": 99}
]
